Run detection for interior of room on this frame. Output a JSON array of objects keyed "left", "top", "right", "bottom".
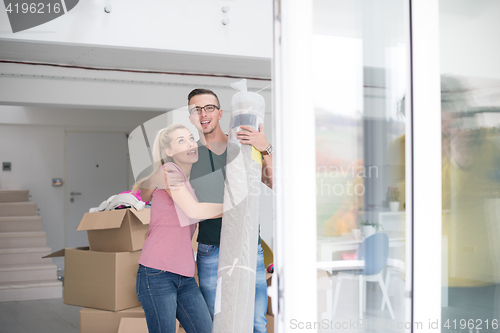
[
  {"left": 0, "top": 1, "right": 274, "bottom": 331},
  {"left": 2, "top": 0, "right": 500, "bottom": 332}
]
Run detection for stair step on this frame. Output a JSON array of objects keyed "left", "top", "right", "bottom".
[
  {"left": 0, "top": 202, "right": 37, "bottom": 217},
  {"left": 0, "top": 216, "right": 42, "bottom": 232},
  {"left": 0, "top": 231, "right": 47, "bottom": 249},
  {"left": 0, "top": 190, "right": 29, "bottom": 203},
  {"left": 0, "top": 279, "right": 62, "bottom": 302},
  {"left": 0, "top": 247, "right": 54, "bottom": 265},
  {"left": 0, "top": 263, "right": 58, "bottom": 283}
]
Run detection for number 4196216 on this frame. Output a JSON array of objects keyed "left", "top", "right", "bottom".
[
  {"left": 5, "top": 2, "right": 61, "bottom": 14},
  {"left": 444, "top": 319, "right": 498, "bottom": 330}
]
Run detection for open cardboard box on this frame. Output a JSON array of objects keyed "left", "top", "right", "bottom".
[
  {"left": 44, "top": 247, "right": 141, "bottom": 311},
  {"left": 77, "top": 208, "right": 150, "bottom": 252}
]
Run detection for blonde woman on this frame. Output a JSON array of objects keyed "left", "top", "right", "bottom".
[{"left": 133, "top": 124, "right": 221, "bottom": 333}]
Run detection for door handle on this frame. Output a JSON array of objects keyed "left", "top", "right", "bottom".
[{"left": 70, "top": 192, "right": 82, "bottom": 196}]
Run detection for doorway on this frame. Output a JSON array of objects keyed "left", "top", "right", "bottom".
[{"left": 65, "top": 131, "right": 129, "bottom": 248}]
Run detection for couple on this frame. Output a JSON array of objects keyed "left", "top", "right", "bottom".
[{"left": 133, "top": 88, "right": 273, "bottom": 333}]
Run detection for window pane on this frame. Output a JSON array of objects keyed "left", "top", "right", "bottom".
[
  {"left": 314, "top": 0, "right": 409, "bottom": 330},
  {"left": 440, "top": 0, "right": 500, "bottom": 328}
]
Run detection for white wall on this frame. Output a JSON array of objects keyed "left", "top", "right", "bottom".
[
  {"left": 0, "top": 0, "right": 272, "bottom": 59},
  {"left": 0, "top": 107, "right": 163, "bottom": 262},
  {"left": 0, "top": 62, "right": 272, "bottom": 110},
  {"left": 0, "top": 105, "right": 163, "bottom": 128}
]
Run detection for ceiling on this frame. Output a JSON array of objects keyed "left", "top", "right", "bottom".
[{"left": 0, "top": 39, "right": 272, "bottom": 80}]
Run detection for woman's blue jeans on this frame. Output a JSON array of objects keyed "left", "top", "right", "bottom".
[
  {"left": 197, "top": 243, "right": 268, "bottom": 333},
  {"left": 136, "top": 264, "right": 213, "bottom": 333}
]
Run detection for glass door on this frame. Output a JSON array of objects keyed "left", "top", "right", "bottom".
[
  {"left": 439, "top": 1, "right": 500, "bottom": 331},
  {"left": 312, "top": 0, "right": 410, "bottom": 331},
  {"left": 271, "top": 0, "right": 442, "bottom": 332}
]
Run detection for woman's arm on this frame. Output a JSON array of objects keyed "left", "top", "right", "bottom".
[
  {"left": 170, "top": 186, "right": 223, "bottom": 220},
  {"left": 140, "top": 187, "right": 155, "bottom": 202},
  {"left": 160, "top": 163, "right": 223, "bottom": 220}
]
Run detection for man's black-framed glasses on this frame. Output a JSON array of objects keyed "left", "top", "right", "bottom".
[{"left": 189, "top": 104, "right": 220, "bottom": 115}]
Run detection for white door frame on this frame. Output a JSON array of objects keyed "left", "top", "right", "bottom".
[
  {"left": 273, "top": 0, "right": 317, "bottom": 332},
  {"left": 410, "top": 0, "right": 442, "bottom": 330},
  {"left": 273, "top": 0, "right": 443, "bottom": 332}
]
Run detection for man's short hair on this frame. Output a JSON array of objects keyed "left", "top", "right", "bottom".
[{"left": 188, "top": 88, "right": 220, "bottom": 108}]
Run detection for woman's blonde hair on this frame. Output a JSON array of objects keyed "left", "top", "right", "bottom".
[{"left": 132, "top": 124, "right": 187, "bottom": 192}]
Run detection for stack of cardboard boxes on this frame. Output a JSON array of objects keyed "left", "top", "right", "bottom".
[
  {"left": 46, "top": 206, "right": 277, "bottom": 333},
  {"left": 44, "top": 208, "right": 165, "bottom": 333}
]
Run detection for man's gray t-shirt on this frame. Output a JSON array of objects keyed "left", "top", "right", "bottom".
[{"left": 190, "top": 141, "right": 228, "bottom": 246}]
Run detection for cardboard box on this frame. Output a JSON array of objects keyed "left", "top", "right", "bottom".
[
  {"left": 117, "top": 318, "right": 149, "bottom": 333},
  {"left": 266, "top": 314, "right": 274, "bottom": 333},
  {"left": 80, "top": 306, "right": 145, "bottom": 333},
  {"left": 77, "top": 208, "right": 150, "bottom": 252},
  {"left": 45, "top": 247, "right": 141, "bottom": 311},
  {"left": 116, "top": 317, "right": 184, "bottom": 333},
  {"left": 80, "top": 306, "right": 186, "bottom": 333}
]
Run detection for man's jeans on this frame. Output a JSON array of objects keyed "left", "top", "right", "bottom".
[
  {"left": 197, "top": 243, "right": 268, "bottom": 333},
  {"left": 136, "top": 264, "right": 213, "bottom": 333}
]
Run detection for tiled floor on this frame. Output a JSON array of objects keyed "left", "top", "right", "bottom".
[
  {"left": 442, "top": 284, "right": 500, "bottom": 333},
  {"left": 0, "top": 298, "right": 80, "bottom": 333},
  {"left": 1, "top": 285, "right": 498, "bottom": 333}
]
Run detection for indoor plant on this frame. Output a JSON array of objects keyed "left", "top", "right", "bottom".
[
  {"left": 387, "top": 187, "right": 400, "bottom": 211},
  {"left": 359, "top": 220, "right": 383, "bottom": 237}
]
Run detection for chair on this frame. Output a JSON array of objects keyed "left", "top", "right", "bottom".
[
  {"left": 380, "top": 258, "right": 405, "bottom": 312},
  {"left": 332, "top": 233, "right": 395, "bottom": 319}
]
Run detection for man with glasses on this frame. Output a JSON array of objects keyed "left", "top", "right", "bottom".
[{"left": 185, "top": 88, "right": 273, "bottom": 332}]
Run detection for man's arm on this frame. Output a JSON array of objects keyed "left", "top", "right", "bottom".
[
  {"left": 262, "top": 154, "right": 273, "bottom": 189},
  {"left": 237, "top": 124, "right": 273, "bottom": 189}
]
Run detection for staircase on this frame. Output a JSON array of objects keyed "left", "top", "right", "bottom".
[{"left": 0, "top": 189, "right": 62, "bottom": 302}]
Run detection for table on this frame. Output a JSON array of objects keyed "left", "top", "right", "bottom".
[{"left": 317, "top": 233, "right": 406, "bottom": 263}]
